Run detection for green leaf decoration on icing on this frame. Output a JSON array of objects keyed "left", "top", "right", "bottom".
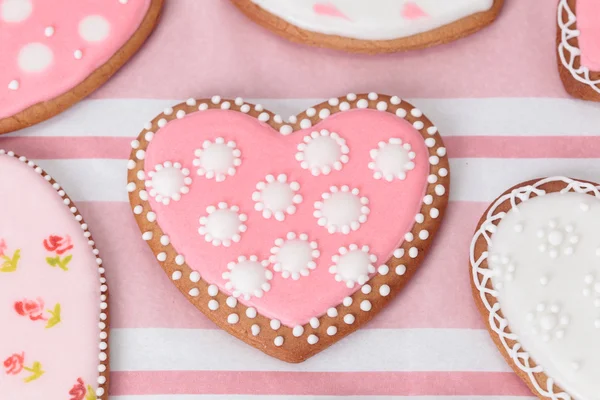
[
  {"left": 45, "top": 255, "right": 72, "bottom": 271},
  {"left": 0, "top": 250, "right": 21, "bottom": 272},
  {"left": 86, "top": 385, "right": 97, "bottom": 400},
  {"left": 22, "top": 361, "right": 44, "bottom": 383},
  {"left": 45, "top": 304, "right": 61, "bottom": 329}
]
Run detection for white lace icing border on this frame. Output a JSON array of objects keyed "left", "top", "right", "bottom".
[
  {"left": 557, "top": 0, "right": 600, "bottom": 94},
  {"left": 469, "top": 176, "right": 600, "bottom": 400}
]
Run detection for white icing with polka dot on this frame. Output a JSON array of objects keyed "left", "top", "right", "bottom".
[
  {"left": 252, "top": 174, "right": 302, "bottom": 221},
  {"left": 269, "top": 232, "right": 319, "bottom": 280},
  {"left": 198, "top": 202, "right": 247, "bottom": 247},
  {"left": 329, "top": 244, "right": 376, "bottom": 288},
  {"left": 222, "top": 255, "right": 272, "bottom": 300},
  {"left": 193, "top": 138, "right": 241, "bottom": 182},
  {"left": 314, "top": 186, "right": 369, "bottom": 234},
  {"left": 79, "top": 15, "right": 111, "bottom": 42},
  {"left": 145, "top": 161, "right": 192, "bottom": 205},
  {"left": 296, "top": 129, "right": 349, "bottom": 176},
  {"left": 369, "top": 138, "right": 416, "bottom": 181}
]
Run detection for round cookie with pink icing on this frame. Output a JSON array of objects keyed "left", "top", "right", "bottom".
[
  {"left": 0, "top": 0, "right": 163, "bottom": 134},
  {"left": 471, "top": 177, "right": 600, "bottom": 400},
  {"left": 231, "top": 0, "right": 504, "bottom": 53},
  {"left": 0, "top": 150, "right": 110, "bottom": 399},
  {"left": 127, "top": 93, "right": 450, "bottom": 362},
  {"left": 558, "top": 0, "right": 600, "bottom": 101}
]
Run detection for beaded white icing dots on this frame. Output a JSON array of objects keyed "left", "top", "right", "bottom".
[
  {"left": 537, "top": 220, "right": 578, "bottom": 258},
  {"left": 269, "top": 232, "right": 319, "bottom": 280},
  {"left": 193, "top": 138, "right": 241, "bottom": 182},
  {"left": 583, "top": 273, "right": 600, "bottom": 309},
  {"left": 314, "top": 186, "right": 369, "bottom": 234},
  {"left": 198, "top": 203, "right": 247, "bottom": 246},
  {"left": 296, "top": 129, "right": 349, "bottom": 176},
  {"left": 252, "top": 174, "right": 302, "bottom": 221},
  {"left": 527, "top": 303, "right": 570, "bottom": 342},
  {"left": 222, "top": 255, "right": 272, "bottom": 300},
  {"left": 145, "top": 161, "right": 191, "bottom": 205},
  {"left": 487, "top": 253, "right": 516, "bottom": 291},
  {"left": 369, "top": 138, "right": 416, "bottom": 181},
  {"left": 330, "top": 244, "right": 376, "bottom": 288}
]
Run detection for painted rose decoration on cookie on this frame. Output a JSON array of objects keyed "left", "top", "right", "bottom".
[
  {"left": 558, "top": 0, "right": 600, "bottom": 101},
  {"left": 231, "top": 0, "right": 504, "bottom": 53},
  {"left": 0, "top": 151, "right": 109, "bottom": 399},
  {"left": 127, "top": 93, "right": 450, "bottom": 362},
  {"left": 471, "top": 177, "right": 600, "bottom": 400},
  {"left": 0, "top": 0, "right": 163, "bottom": 134}
]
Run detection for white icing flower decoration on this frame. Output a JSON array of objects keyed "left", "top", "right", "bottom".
[
  {"left": 329, "top": 244, "right": 376, "bottom": 288},
  {"left": 487, "top": 253, "right": 516, "bottom": 291},
  {"left": 536, "top": 219, "right": 579, "bottom": 258},
  {"left": 198, "top": 202, "right": 247, "bottom": 247},
  {"left": 314, "top": 185, "right": 369, "bottom": 234},
  {"left": 252, "top": 174, "right": 303, "bottom": 221},
  {"left": 583, "top": 273, "right": 600, "bottom": 309},
  {"left": 295, "top": 129, "right": 349, "bottom": 176},
  {"left": 145, "top": 161, "right": 192, "bottom": 205},
  {"left": 223, "top": 255, "right": 272, "bottom": 300},
  {"left": 193, "top": 137, "right": 241, "bottom": 182},
  {"left": 527, "top": 302, "right": 570, "bottom": 342},
  {"left": 368, "top": 138, "right": 416, "bottom": 181},
  {"left": 269, "top": 232, "right": 320, "bottom": 280}
]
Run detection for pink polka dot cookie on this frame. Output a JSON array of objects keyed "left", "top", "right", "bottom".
[
  {"left": 471, "top": 177, "right": 600, "bottom": 400},
  {"left": 231, "top": 0, "right": 504, "bottom": 54},
  {"left": 558, "top": 0, "right": 600, "bottom": 101},
  {"left": 0, "top": 0, "right": 163, "bottom": 134},
  {"left": 127, "top": 93, "right": 450, "bottom": 362},
  {"left": 0, "top": 151, "right": 110, "bottom": 399}
]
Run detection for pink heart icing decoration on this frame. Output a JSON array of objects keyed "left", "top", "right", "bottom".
[
  {"left": 401, "top": 2, "right": 428, "bottom": 20},
  {"left": 0, "top": 151, "right": 109, "bottom": 398},
  {"left": 313, "top": 2, "right": 349, "bottom": 20},
  {"left": 128, "top": 94, "right": 449, "bottom": 361}
]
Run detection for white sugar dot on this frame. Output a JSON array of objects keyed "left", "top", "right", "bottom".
[
  {"left": 79, "top": 15, "right": 111, "bottom": 42},
  {"left": 343, "top": 314, "right": 355, "bottom": 324},
  {"left": 208, "top": 300, "right": 219, "bottom": 311},
  {"left": 309, "top": 317, "right": 320, "bottom": 328},
  {"left": 18, "top": 42, "right": 53, "bottom": 72},
  {"left": 274, "top": 336, "right": 284, "bottom": 346},
  {"left": 227, "top": 314, "right": 239, "bottom": 324},
  {"left": 246, "top": 307, "right": 257, "bottom": 318},
  {"left": 327, "top": 326, "right": 338, "bottom": 336},
  {"left": 307, "top": 334, "right": 319, "bottom": 344},
  {"left": 360, "top": 300, "right": 372, "bottom": 311},
  {"left": 2, "top": 0, "right": 32, "bottom": 22},
  {"left": 396, "top": 265, "right": 407, "bottom": 275},
  {"left": 293, "top": 325, "right": 304, "bottom": 337},
  {"left": 251, "top": 324, "right": 260, "bottom": 336},
  {"left": 379, "top": 285, "right": 391, "bottom": 296}
]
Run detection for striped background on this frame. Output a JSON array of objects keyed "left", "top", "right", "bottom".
[{"left": 3, "top": 0, "right": 600, "bottom": 398}]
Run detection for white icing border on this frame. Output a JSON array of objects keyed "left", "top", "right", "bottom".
[
  {"left": 0, "top": 149, "right": 109, "bottom": 399},
  {"left": 469, "top": 176, "right": 600, "bottom": 400},
  {"left": 558, "top": 0, "right": 600, "bottom": 95},
  {"left": 127, "top": 93, "right": 449, "bottom": 356}
]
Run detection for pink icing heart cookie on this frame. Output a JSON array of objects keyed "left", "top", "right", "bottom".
[
  {"left": 471, "top": 177, "right": 600, "bottom": 400},
  {"left": 231, "top": 0, "right": 504, "bottom": 54},
  {"left": 0, "top": 151, "right": 109, "bottom": 399},
  {"left": 127, "top": 93, "right": 450, "bottom": 362},
  {"left": 558, "top": 0, "right": 600, "bottom": 101},
  {"left": 0, "top": 0, "right": 163, "bottom": 134}
]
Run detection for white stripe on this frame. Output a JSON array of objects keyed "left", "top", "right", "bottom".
[
  {"left": 111, "top": 396, "right": 536, "bottom": 400},
  {"left": 8, "top": 98, "right": 600, "bottom": 138},
  {"left": 109, "top": 328, "right": 509, "bottom": 372},
  {"left": 35, "top": 158, "right": 600, "bottom": 203}
]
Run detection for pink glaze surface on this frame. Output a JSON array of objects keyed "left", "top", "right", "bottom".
[
  {"left": 0, "top": 0, "right": 151, "bottom": 119},
  {"left": 144, "top": 108, "right": 429, "bottom": 327},
  {"left": 577, "top": 0, "right": 600, "bottom": 70},
  {"left": 0, "top": 154, "right": 101, "bottom": 399}
]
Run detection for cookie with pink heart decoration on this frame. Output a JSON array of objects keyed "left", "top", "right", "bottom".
[
  {"left": 558, "top": 0, "right": 600, "bottom": 101},
  {"left": 230, "top": 0, "right": 504, "bottom": 54},
  {"left": 127, "top": 93, "right": 450, "bottom": 362},
  {"left": 0, "top": 151, "right": 109, "bottom": 399},
  {"left": 470, "top": 177, "right": 600, "bottom": 400},
  {"left": 0, "top": 0, "right": 163, "bottom": 134}
]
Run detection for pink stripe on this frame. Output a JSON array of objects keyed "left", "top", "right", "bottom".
[
  {"left": 78, "top": 201, "right": 487, "bottom": 330},
  {"left": 5, "top": 136, "right": 600, "bottom": 159},
  {"left": 91, "top": 1, "right": 562, "bottom": 99},
  {"left": 110, "top": 371, "right": 530, "bottom": 396}
]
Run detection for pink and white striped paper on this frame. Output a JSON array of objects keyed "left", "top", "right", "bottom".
[{"left": 2, "top": 1, "right": 599, "bottom": 398}]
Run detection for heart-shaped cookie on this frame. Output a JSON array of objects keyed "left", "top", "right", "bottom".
[
  {"left": 470, "top": 177, "right": 600, "bottom": 400},
  {"left": 127, "top": 93, "right": 449, "bottom": 362},
  {"left": 0, "top": 0, "right": 163, "bottom": 134},
  {"left": 0, "top": 150, "right": 109, "bottom": 399},
  {"left": 557, "top": 0, "right": 600, "bottom": 101}
]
